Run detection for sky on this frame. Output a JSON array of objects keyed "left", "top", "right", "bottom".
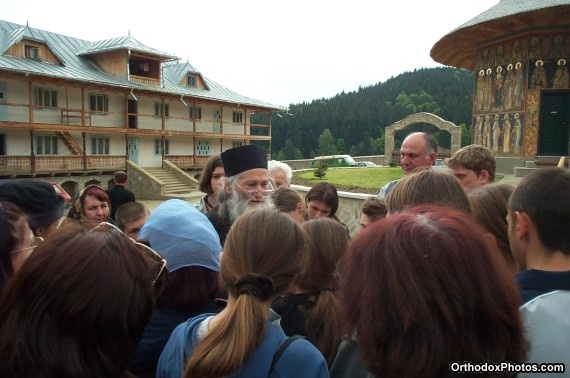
[{"left": 3, "top": 0, "right": 499, "bottom": 108}]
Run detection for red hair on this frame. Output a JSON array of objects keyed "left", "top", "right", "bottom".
[{"left": 340, "top": 205, "right": 526, "bottom": 377}]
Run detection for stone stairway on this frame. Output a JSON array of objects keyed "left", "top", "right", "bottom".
[
  {"left": 514, "top": 156, "right": 569, "bottom": 177},
  {"left": 144, "top": 167, "right": 203, "bottom": 201}
]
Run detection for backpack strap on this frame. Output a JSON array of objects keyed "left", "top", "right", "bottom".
[{"left": 270, "top": 335, "right": 304, "bottom": 371}]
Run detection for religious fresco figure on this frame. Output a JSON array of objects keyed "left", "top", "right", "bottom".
[
  {"left": 530, "top": 60, "right": 548, "bottom": 89},
  {"left": 474, "top": 115, "right": 483, "bottom": 145},
  {"left": 495, "top": 45, "right": 505, "bottom": 66},
  {"left": 503, "top": 114, "right": 512, "bottom": 154},
  {"left": 491, "top": 114, "right": 501, "bottom": 152},
  {"left": 503, "top": 64, "right": 515, "bottom": 110},
  {"left": 483, "top": 115, "right": 492, "bottom": 148},
  {"left": 483, "top": 69, "right": 494, "bottom": 112},
  {"left": 513, "top": 113, "right": 523, "bottom": 153},
  {"left": 551, "top": 35, "right": 566, "bottom": 59},
  {"left": 528, "top": 37, "right": 541, "bottom": 60},
  {"left": 552, "top": 58, "right": 569, "bottom": 89},
  {"left": 514, "top": 62, "right": 525, "bottom": 108},
  {"left": 493, "top": 66, "right": 504, "bottom": 111},
  {"left": 511, "top": 40, "right": 524, "bottom": 63}
]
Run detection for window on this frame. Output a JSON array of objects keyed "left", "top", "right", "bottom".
[
  {"left": 25, "top": 45, "right": 39, "bottom": 59},
  {"left": 232, "top": 111, "right": 243, "bottom": 123},
  {"left": 154, "top": 139, "right": 170, "bottom": 155},
  {"left": 189, "top": 106, "right": 202, "bottom": 120},
  {"left": 89, "top": 94, "right": 109, "bottom": 114},
  {"left": 154, "top": 103, "right": 170, "bottom": 118},
  {"left": 232, "top": 142, "right": 243, "bottom": 149},
  {"left": 91, "top": 137, "right": 110, "bottom": 155},
  {"left": 35, "top": 135, "right": 58, "bottom": 155},
  {"left": 33, "top": 88, "right": 58, "bottom": 108},
  {"left": 187, "top": 75, "right": 196, "bottom": 87}
]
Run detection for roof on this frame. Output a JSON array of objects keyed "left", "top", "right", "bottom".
[
  {"left": 430, "top": 0, "right": 570, "bottom": 70},
  {"left": 0, "top": 19, "right": 283, "bottom": 110},
  {"left": 76, "top": 35, "right": 177, "bottom": 60}
]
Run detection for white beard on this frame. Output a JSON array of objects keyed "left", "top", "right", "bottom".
[{"left": 227, "top": 191, "right": 274, "bottom": 224}]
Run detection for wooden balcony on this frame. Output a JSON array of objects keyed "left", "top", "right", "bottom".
[
  {"left": 129, "top": 74, "right": 161, "bottom": 86},
  {"left": 165, "top": 155, "right": 210, "bottom": 169},
  {"left": 0, "top": 155, "right": 127, "bottom": 177}
]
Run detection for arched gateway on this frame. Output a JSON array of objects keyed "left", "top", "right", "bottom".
[{"left": 383, "top": 112, "right": 462, "bottom": 165}]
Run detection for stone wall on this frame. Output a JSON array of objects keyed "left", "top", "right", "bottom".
[{"left": 127, "top": 161, "right": 164, "bottom": 200}]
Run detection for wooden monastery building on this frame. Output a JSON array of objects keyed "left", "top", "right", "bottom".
[{"left": 0, "top": 20, "right": 281, "bottom": 198}]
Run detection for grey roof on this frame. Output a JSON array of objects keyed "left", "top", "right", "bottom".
[
  {"left": 76, "top": 35, "right": 177, "bottom": 60},
  {"left": 430, "top": 0, "right": 570, "bottom": 70},
  {"left": 450, "top": 0, "right": 570, "bottom": 32},
  {"left": 0, "top": 19, "right": 282, "bottom": 110}
]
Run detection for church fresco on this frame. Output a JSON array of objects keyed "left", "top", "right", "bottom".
[{"left": 472, "top": 34, "right": 570, "bottom": 156}]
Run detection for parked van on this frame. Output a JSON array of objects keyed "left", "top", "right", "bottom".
[{"left": 310, "top": 155, "right": 357, "bottom": 168}]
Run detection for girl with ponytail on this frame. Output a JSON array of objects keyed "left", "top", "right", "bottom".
[{"left": 157, "top": 208, "right": 329, "bottom": 378}]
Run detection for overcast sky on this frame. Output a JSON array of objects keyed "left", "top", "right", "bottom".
[{"left": 4, "top": 0, "right": 498, "bottom": 107}]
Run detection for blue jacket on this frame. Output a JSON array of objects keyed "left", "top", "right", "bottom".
[{"left": 157, "top": 312, "right": 329, "bottom": 378}]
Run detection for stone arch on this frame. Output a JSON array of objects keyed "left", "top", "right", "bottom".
[{"left": 384, "top": 112, "right": 462, "bottom": 165}]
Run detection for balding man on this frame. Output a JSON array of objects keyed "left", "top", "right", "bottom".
[{"left": 378, "top": 132, "right": 437, "bottom": 199}]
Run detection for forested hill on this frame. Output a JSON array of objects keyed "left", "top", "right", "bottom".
[{"left": 253, "top": 67, "right": 475, "bottom": 159}]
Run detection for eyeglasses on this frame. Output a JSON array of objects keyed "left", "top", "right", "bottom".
[
  {"left": 235, "top": 180, "right": 275, "bottom": 199},
  {"left": 11, "top": 236, "right": 44, "bottom": 255},
  {"left": 88, "top": 222, "right": 167, "bottom": 286}
]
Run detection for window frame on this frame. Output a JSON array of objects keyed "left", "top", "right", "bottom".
[
  {"left": 154, "top": 139, "right": 170, "bottom": 155},
  {"left": 187, "top": 75, "right": 197, "bottom": 87},
  {"left": 232, "top": 111, "right": 244, "bottom": 124},
  {"left": 89, "top": 94, "right": 109, "bottom": 114},
  {"left": 154, "top": 103, "right": 170, "bottom": 118},
  {"left": 25, "top": 45, "right": 39, "bottom": 60},
  {"left": 189, "top": 106, "right": 202, "bottom": 120},
  {"left": 33, "top": 87, "right": 58, "bottom": 109},
  {"left": 91, "top": 137, "right": 110, "bottom": 155},
  {"left": 35, "top": 135, "right": 58, "bottom": 155}
]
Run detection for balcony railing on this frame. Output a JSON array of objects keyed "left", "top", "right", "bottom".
[
  {"left": 0, "top": 155, "right": 127, "bottom": 175},
  {"left": 165, "top": 155, "right": 210, "bottom": 169},
  {"left": 128, "top": 75, "right": 161, "bottom": 86}
]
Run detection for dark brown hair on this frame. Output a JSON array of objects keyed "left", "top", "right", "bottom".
[
  {"left": 199, "top": 155, "right": 223, "bottom": 193},
  {"left": 509, "top": 168, "right": 570, "bottom": 254},
  {"left": 296, "top": 218, "right": 350, "bottom": 366},
  {"left": 340, "top": 205, "right": 526, "bottom": 377},
  {"left": 114, "top": 171, "right": 128, "bottom": 184},
  {"left": 0, "top": 201, "right": 28, "bottom": 293},
  {"left": 305, "top": 182, "right": 339, "bottom": 218},
  {"left": 272, "top": 187, "right": 303, "bottom": 213},
  {"left": 360, "top": 197, "right": 387, "bottom": 222},
  {"left": 0, "top": 223, "right": 157, "bottom": 377},
  {"left": 157, "top": 266, "right": 220, "bottom": 311},
  {"left": 469, "top": 183, "right": 517, "bottom": 274}
]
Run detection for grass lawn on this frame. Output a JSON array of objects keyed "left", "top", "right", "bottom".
[{"left": 293, "top": 167, "right": 404, "bottom": 195}]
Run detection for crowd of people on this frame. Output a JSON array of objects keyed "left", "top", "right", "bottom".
[{"left": 0, "top": 138, "right": 569, "bottom": 378}]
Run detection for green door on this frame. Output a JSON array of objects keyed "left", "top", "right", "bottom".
[{"left": 538, "top": 92, "right": 570, "bottom": 156}]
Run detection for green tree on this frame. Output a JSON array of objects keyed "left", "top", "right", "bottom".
[
  {"left": 281, "top": 139, "right": 304, "bottom": 159},
  {"left": 460, "top": 123, "right": 472, "bottom": 146},
  {"left": 313, "top": 161, "right": 328, "bottom": 180},
  {"left": 318, "top": 129, "right": 338, "bottom": 156},
  {"left": 336, "top": 138, "right": 347, "bottom": 154}
]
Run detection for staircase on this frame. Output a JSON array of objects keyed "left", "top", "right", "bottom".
[
  {"left": 56, "top": 131, "right": 83, "bottom": 155},
  {"left": 144, "top": 167, "right": 203, "bottom": 201},
  {"left": 514, "top": 156, "right": 569, "bottom": 177}
]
